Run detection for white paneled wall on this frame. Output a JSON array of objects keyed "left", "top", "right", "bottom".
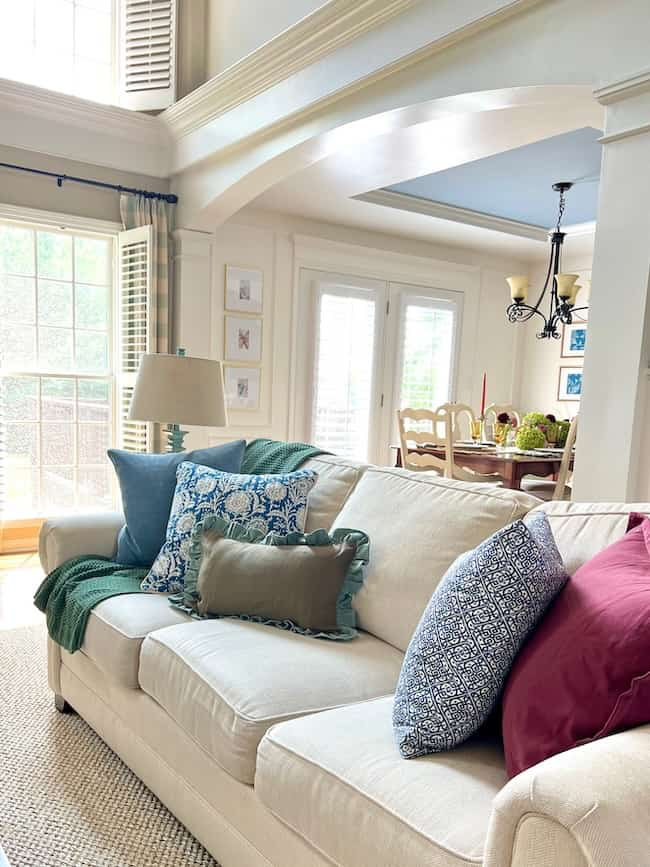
[{"left": 174, "top": 208, "right": 533, "bottom": 457}]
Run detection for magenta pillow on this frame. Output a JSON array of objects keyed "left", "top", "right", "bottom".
[{"left": 502, "top": 512, "right": 650, "bottom": 777}]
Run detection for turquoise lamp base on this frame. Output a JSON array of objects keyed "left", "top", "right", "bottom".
[{"left": 166, "top": 424, "right": 189, "bottom": 453}]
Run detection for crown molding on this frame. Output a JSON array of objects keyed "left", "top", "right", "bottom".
[
  {"left": 0, "top": 77, "right": 171, "bottom": 177},
  {"left": 594, "top": 67, "right": 650, "bottom": 105},
  {"left": 162, "top": 0, "right": 420, "bottom": 138},
  {"left": 357, "top": 189, "right": 551, "bottom": 242}
]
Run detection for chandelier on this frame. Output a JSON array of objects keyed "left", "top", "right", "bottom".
[{"left": 506, "top": 181, "right": 588, "bottom": 339}]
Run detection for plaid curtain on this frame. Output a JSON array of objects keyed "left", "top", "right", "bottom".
[{"left": 119, "top": 194, "right": 172, "bottom": 354}]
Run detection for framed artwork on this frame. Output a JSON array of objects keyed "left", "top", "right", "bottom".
[
  {"left": 225, "top": 265, "right": 263, "bottom": 314},
  {"left": 557, "top": 366, "right": 583, "bottom": 401},
  {"left": 562, "top": 322, "right": 587, "bottom": 358},
  {"left": 225, "top": 315, "right": 262, "bottom": 363},
  {"left": 224, "top": 365, "right": 261, "bottom": 410}
]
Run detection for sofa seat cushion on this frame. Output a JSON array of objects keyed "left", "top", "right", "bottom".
[
  {"left": 138, "top": 619, "right": 403, "bottom": 784},
  {"left": 80, "top": 594, "right": 190, "bottom": 688},
  {"left": 256, "top": 696, "right": 506, "bottom": 867}
]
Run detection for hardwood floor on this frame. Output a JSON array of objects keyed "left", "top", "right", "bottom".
[{"left": 0, "top": 552, "right": 44, "bottom": 630}]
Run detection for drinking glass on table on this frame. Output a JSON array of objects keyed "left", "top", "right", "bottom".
[{"left": 470, "top": 418, "right": 482, "bottom": 443}]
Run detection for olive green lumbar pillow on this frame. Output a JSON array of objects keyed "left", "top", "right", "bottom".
[{"left": 169, "top": 515, "right": 369, "bottom": 640}]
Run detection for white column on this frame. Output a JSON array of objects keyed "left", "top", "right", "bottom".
[
  {"left": 572, "top": 75, "right": 650, "bottom": 502},
  {"left": 171, "top": 227, "right": 215, "bottom": 449}
]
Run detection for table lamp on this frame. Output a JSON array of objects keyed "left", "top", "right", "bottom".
[{"left": 128, "top": 348, "right": 228, "bottom": 452}]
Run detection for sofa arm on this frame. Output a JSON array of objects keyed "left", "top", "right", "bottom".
[
  {"left": 39, "top": 512, "right": 124, "bottom": 573},
  {"left": 485, "top": 725, "right": 650, "bottom": 867}
]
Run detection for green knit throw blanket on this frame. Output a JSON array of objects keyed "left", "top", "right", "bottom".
[
  {"left": 240, "top": 438, "right": 330, "bottom": 474},
  {"left": 34, "top": 557, "right": 148, "bottom": 653}
]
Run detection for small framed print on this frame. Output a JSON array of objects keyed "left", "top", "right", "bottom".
[
  {"left": 562, "top": 323, "right": 587, "bottom": 358},
  {"left": 225, "top": 315, "right": 262, "bottom": 363},
  {"left": 225, "top": 265, "right": 263, "bottom": 314},
  {"left": 557, "top": 366, "right": 583, "bottom": 401},
  {"left": 224, "top": 365, "right": 260, "bottom": 411}
]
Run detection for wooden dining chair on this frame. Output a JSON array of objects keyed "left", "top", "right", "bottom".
[
  {"left": 521, "top": 415, "right": 578, "bottom": 501},
  {"left": 484, "top": 403, "right": 521, "bottom": 426},
  {"left": 397, "top": 405, "right": 502, "bottom": 484}
]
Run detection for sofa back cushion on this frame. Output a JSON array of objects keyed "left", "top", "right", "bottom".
[
  {"left": 331, "top": 468, "right": 539, "bottom": 651},
  {"left": 531, "top": 501, "right": 650, "bottom": 574},
  {"left": 302, "top": 455, "right": 368, "bottom": 532}
]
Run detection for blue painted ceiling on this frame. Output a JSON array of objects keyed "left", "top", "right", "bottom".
[{"left": 386, "top": 127, "right": 602, "bottom": 228}]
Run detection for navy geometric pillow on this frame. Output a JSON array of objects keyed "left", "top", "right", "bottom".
[{"left": 393, "top": 512, "right": 568, "bottom": 758}]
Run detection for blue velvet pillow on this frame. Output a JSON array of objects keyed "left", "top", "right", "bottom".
[
  {"left": 108, "top": 440, "right": 246, "bottom": 566},
  {"left": 393, "top": 512, "right": 568, "bottom": 759}
]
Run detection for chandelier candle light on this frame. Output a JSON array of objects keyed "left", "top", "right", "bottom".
[{"left": 506, "top": 182, "right": 589, "bottom": 339}]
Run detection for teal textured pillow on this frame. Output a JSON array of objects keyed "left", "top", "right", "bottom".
[{"left": 170, "top": 514, "right": 369, "bottom": 640}]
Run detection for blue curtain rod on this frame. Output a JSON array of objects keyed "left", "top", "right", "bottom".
[{"left": 0, "top": 160, "right": 178, "bottom": 204}]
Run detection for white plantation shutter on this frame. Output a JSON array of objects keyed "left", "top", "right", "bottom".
[
  {"left": 117, "top": 226, "right": 155, "bottom": 451},
  {"left": 397, "top": 296, "right": 457, "bottom": 411},
  {"left": 119, "top": 0, "right": 177, "bottom": 111},
  {"left": 311, "top": 286, "right": 380, "bottom": 461}
]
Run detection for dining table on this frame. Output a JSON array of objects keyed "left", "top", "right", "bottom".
[{"left": 392, "top": 443, "right": 572, "bottom": 491}]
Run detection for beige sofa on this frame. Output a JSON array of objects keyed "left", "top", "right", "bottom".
[{"left": 40, "top": 455, "right": 650, "bottom": 867}]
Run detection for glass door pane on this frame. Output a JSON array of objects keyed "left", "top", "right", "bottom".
[{"left": 310, "top": 279, "right": 384, "bottom": 461}]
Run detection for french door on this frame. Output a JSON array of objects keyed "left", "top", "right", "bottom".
[{"left": 305, "top": 269, "right": 462, "bottom": 464}]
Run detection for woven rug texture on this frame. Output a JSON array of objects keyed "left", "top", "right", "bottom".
[{"left": 0, "top": 624, "right": 219, "bottom": 867}]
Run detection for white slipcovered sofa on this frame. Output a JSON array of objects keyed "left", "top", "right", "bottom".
[{"left": 40, "top": 455, "right": 650, "bottom": 867}]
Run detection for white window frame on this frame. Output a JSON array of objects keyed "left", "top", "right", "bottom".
[{"left": 0, "top": 203, "right": 121, "bottom": 518}]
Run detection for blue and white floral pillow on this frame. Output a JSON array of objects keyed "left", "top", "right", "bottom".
[{"left": 143, "top": 462, "right": 318, "bottom": 593}]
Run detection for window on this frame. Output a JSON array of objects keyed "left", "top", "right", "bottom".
[
  {"left": 305, "top": 270, "right": 461, "bottom": 464},
  {"left": 0, "top": 220, "right": 114, "bottom": 517},
  {"left": 0, "top": 0, "right": 177, "bottom": 109},
  {"left": 0, "top": 0, "right": 115, "bottom": 104}
]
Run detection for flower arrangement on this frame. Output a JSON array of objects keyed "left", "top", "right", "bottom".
[{"left": 516, "top": 411, "right": 571, "bottom": 449}]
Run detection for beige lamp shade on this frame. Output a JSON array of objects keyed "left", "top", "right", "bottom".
[
  {"left": 128, "top": 353, "right": 228, "bottom": 427},
  {"left": 555, "top": 273, "right": 579, "bottom": 300},
  {"left": 506, "top": 275, "right": 529, "bottom": 302}
]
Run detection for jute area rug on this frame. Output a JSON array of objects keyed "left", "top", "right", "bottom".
[{"left": 0, "top": 624, "right": 218, "bottom": 867}]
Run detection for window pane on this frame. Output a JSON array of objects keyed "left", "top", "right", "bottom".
[
  {"left": 6, "top": 423, "right": 38, "bottom": 466},
  {"left": 76, "top": 284, "right": 109, "bottom": 330},
  {"left": 78, "top": 379, "right": 110, "bottom": 421},
  {"left": 75, "top": 331, "right": 108, "bottom": 373},
  {"left": 398, "top": 303, "right": 455, "bottom": 410},
  {"left": 41, "top": 422, "right": 75, "bottom": 465},
  {"left": 78, "top": 466, "right": 111, "bottom": 509},
  {"left": 0, "top": 276, "right": 36, "bottom": 323},
  {"left": 78, "top": 422, "right": 109, "bottom": 464},
  {"left": 312, "top": 292, "right": 376, "bottom": 460},
  {"left": 74, "top": 6, "right": 111, "bottom": 62},
  {"left": 41, "top": 378, "right": 75, "bottom": 421},
  {"left": 38, "top": 327, "right": 74, "bottom": 371},
  {"left": 38, "top": 280, "right": 73, "bottom": 327},
  {"left": 35, "top": 0, "right": 73, "bottom": 56},
  {"left": 0, "top": 324, "right": 37, "bottom": 369},
  {"left": 1, "top": 376, "right": 39, "bottom": 421},
  {"left": 6, "top": 467, "right": 39, "bottom": 517},
  {"left": 0, "top": 226, "right": 34, "bottom": 275},
  {"left": 37, "top": 232, "right": 72, "bottom": 281},
  {"left": 74, "top": 237, "right": 110, "bottom": 285},
  {"left": 41, "top": 466, "right": 75, "bottom": 513}
]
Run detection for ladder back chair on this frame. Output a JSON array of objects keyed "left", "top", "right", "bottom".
[
  {"left": 484, "top": 403, "right": 521, "bottom": 427},
  {"left": 397, "top": 404, "right": 502, "bottom": 484},
  {"left": 521, "top": 415, "right": 578, "bottom": 501}
]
